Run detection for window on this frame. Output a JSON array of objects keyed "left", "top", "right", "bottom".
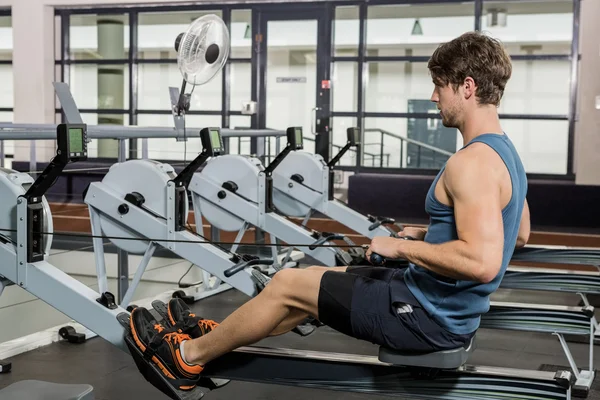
[
  {"left": 331, "top": 117, "right": 358, "bottom": 167},
  {"left": 500, "top": 119, "right": 568, "bottom": 175},
  {"left": 334, "top": 6, "right": 359, "bottom": 57},
  {"left": 364, "top": 117, "right": 456, "bottom": 169},
  {"left": 231, "top": 10, "right": 252, "bottom": 59},
  {"left": 70, "top": 14, "right": 129, "bottom": 60},
  {"left": 69, "top": 64, "right": 130, "bottom": 110},
  {"left": 229, "top": 63, "right": 251, "bottom": 112},
  {"left": 137, "top": 114, "right": 221, "bottom": 161},
  {"left": 365, "top": 61, "right": 432, "bottom": 113},
  {"left": 367, "top": 3, "right": 476, "bottom": 56},
  {"left": 0, "top": 14, "right": 12, "bottom": 167},
  {"left": 481, "top": 1, "right": 573, "bottom": 54},
  {"left": 138, "top": 63, "right": 222, "bottom": 111},
  {"left": 501, "top": 60, "right": 570, "bottom": 116},
  {"left": 332, "top": 62, "right": 358, "bottom": 112},
  {"left": 51, "top": 3, "right": 579, "bottom": 178}
]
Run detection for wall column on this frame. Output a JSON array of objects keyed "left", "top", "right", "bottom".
[
  {"left": 96, "top": 16, "right": 125, "bottom": 157},
  {"left": 12, "top": 2, "right": 55, "bottom": 162},
  {"left": 574, "top": 0, "right": 600, "bottom": 185}
]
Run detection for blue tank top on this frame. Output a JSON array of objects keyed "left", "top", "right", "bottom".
[{"left": 403, "top": 133, "right": 527, "bottom": 335}]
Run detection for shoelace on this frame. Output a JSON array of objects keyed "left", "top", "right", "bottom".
[
  {"left": 199, "top": 319, "right": 219, "bottom": 331},
  {"left": 154, "top": 323, "right": 165, "bottom": 333},
  {"left": 164, "top": 331, "right": 191, "bottom": 345}
]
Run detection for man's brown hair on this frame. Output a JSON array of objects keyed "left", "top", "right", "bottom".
[{"left": 427, "top": 31, "right": 512, "bottom": 106}]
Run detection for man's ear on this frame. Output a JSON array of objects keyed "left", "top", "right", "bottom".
[{"left": 463, "top": 77, "right": 476, "bottom": 99}]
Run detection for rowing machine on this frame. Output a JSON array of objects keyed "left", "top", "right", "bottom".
[
  {"left": 189, "top": 127, "right": 357, "bottom": 268},
  {"left": 272, "top": 127, "right": 399, "bottom": 239},
  {"left": 118, "top": 297, "right": 575, "bottom": 400},
  {"left": 0, "top": 123, "right": 128, "bottom": 399},
  {"left": 83, "top": 127, "right": 294, "bottom": 306}
]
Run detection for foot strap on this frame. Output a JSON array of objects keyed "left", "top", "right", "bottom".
[{"left": 143, "top": 330, "right": 170, "bottom": 362}]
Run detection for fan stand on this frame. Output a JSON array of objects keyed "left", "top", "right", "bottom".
[{"left": 169, "top": 81, "right": 191, "bottom": 142}]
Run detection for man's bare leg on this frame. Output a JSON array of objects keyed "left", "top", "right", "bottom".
[
  {"left": 182, "top": 267, "right": 330, "bottom": 366},
  {"left": 268, "top": 265, "right": 348, "bottom": 336}
]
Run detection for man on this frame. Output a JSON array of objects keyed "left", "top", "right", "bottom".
[{"left": 129, "top": 31, "right": 530, "bottom": 391}]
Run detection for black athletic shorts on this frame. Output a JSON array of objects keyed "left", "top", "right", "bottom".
[{"left": 317, "top": 266, "right": 475, "bottom": 352}]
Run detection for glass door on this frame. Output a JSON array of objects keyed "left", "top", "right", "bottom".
[{"left": 256, "top": 6, "right": 332, "bottom": 162}]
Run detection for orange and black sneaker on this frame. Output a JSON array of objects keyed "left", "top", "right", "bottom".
[
  {"left": 167, "top": 298, "right": 219, "bottom": 339},
  {"left": 129, "top": 306, "right": 202, "bottom": 391}
]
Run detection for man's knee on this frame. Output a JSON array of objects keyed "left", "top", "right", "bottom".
[
  {"left": 266, "top": 268, "right": 300, "bottom": 297},
  {"left": 266, "top": 268, "right": 323, "bottom": 311}
]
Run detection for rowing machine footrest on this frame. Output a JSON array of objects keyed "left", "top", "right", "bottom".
[
  {"left": 96, "top": 291, "right": 117, "bottom": 310},
  {"left": 0, "top": 360, "right": 11, "bottom": 373},
  {"left": 59, "top": 326, "right": 86, "bottom": 344},
  {"left": 117, "top": 312, "right": 213, "bottom": 400},
  {"left": 292, "top": 323, "right": 316, "bottom": 337},
  {"left": 378, "top": 336, "right": 476, "bottom": 369},
  {"left": 250, "top": 269, "right": 270, "bottom": 292},
  {"left": 172, "top": 290, "right": 195, "bottom": 305}
]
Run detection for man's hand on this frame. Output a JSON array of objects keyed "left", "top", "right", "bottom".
[
  {"left": 365, "top": 236, "right": 405, "bottom": 261},
  {"left": 399, "top": 226, "right": 427, "bottom": 241}
]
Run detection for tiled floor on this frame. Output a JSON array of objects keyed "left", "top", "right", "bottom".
[{"left": 0, "top": 249, "right": 598, "bottom": 399}]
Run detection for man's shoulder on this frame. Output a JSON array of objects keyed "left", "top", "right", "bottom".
[
  {"left": 444, "top": 145, "right": 505, "bottom": 196},
  {"left": 445, "top": 144, "right": 500, "bottom": 176}
]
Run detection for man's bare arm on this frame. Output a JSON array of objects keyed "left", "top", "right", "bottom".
[
  {"left": 381, "top": 149, "right": 505, "bottom": 283},
  {"left": 515, "top": 199, "right": 530, "bottom": 248}
]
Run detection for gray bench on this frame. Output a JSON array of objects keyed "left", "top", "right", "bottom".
[
  {"left": 0, "top": 380, "right": 94, "bottom": 400},
  {"left": 379, "top": 336, "right": 475, "bottom": 369}
]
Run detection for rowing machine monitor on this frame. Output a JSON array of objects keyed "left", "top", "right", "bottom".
[
  {"left": 201, "top": 126, "right": 225, "bottom": 157},
  {"left": 57, "top": 124, "right": 88, "bottom": 164},
  {"left": 347, "top": 127, "right": 360, "bottom": 147},
  {"left": 23, "top": 123, "right": 87, "bottom": 262},
  {"left": 288, "top": 126, "right": 304, "bottom": 151},
  {"left": 263, "top": 126, "right": 304, "bottom": 212},
  {"left": 171, "top": 127, "right": 223, "bottom": 231},
  {"left": 326, "top": 127, "right": 361, "bottom": 200}
]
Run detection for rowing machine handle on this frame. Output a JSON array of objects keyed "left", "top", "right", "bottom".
[
  {"left": 224, "top": 258, "right": 275, "bottom": 278},
  {"left": 309, "top": 233, "right": 345, "bottom": 251},
  {"left": 368, "top": 236, "right": 415, "bottom": 266},
  {"left": 368, "top": 216, "right": 395, "bottom": 231}
]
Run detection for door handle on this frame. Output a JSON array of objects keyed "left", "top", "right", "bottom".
[{"left": 311, "top": 107, "right": 321, "bottom": 135}]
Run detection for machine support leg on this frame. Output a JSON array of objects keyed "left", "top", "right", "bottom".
[
  {"left": 117, "top": 249, "right": 129, "bottom": 304},
  {"left": 554, "top": 332, "right": 594, "bottom": 391},
  {"left": 121, "top": 242, "right": 157, "bottom": 308},
  {"left": 230, "top": 222, "right": 249, "bottom": 255},
  {"left": 555, "top": 333, "right": 580, "bottom": 381},
  {"left": 578, "top": 293, "right": 600, "bottom": 333},
  {"left": 270, "top": 233, "right": 281, "bottom": 271},
  {"left": 89, "top": 207, "right": 109, "bottom": 295}
]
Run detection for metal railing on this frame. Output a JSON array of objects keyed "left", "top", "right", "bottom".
[
  {"left": 0, "top": 123, "right": 287, "bottom": 171},
  {"left": 363, "top": 128, "right": 454, "bottom": 169}
]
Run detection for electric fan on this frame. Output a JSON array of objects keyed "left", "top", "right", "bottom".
[
  {"left": 95, "top": 15, "right": 230, "bottom": 254},
  {"left": 173, "top": 14, "right": 230, "bottom": 115}
]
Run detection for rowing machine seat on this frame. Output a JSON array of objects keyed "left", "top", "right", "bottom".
[
  {"left": 378, "top": 336, "right": 476, "bottom": 369},
  {"left": 0, "top": 380, "right": 94, "bottom": 400}
]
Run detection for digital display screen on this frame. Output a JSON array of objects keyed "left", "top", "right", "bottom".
[
  {"left": 348, "top": 128, "right": 360, "bottom": 144},
  {"left": 210, "top": 129, "right": 221, "bottom": 150},
  {"left": 295, "top": 127, "right": 303, "bottom": 147},
  {"left": 69, "top": 128, "right": 84, "bottom": 153}
]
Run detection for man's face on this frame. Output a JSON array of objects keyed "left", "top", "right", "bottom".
[{"left": 430, "top": 82, "right": 463, "bottom": 129}]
